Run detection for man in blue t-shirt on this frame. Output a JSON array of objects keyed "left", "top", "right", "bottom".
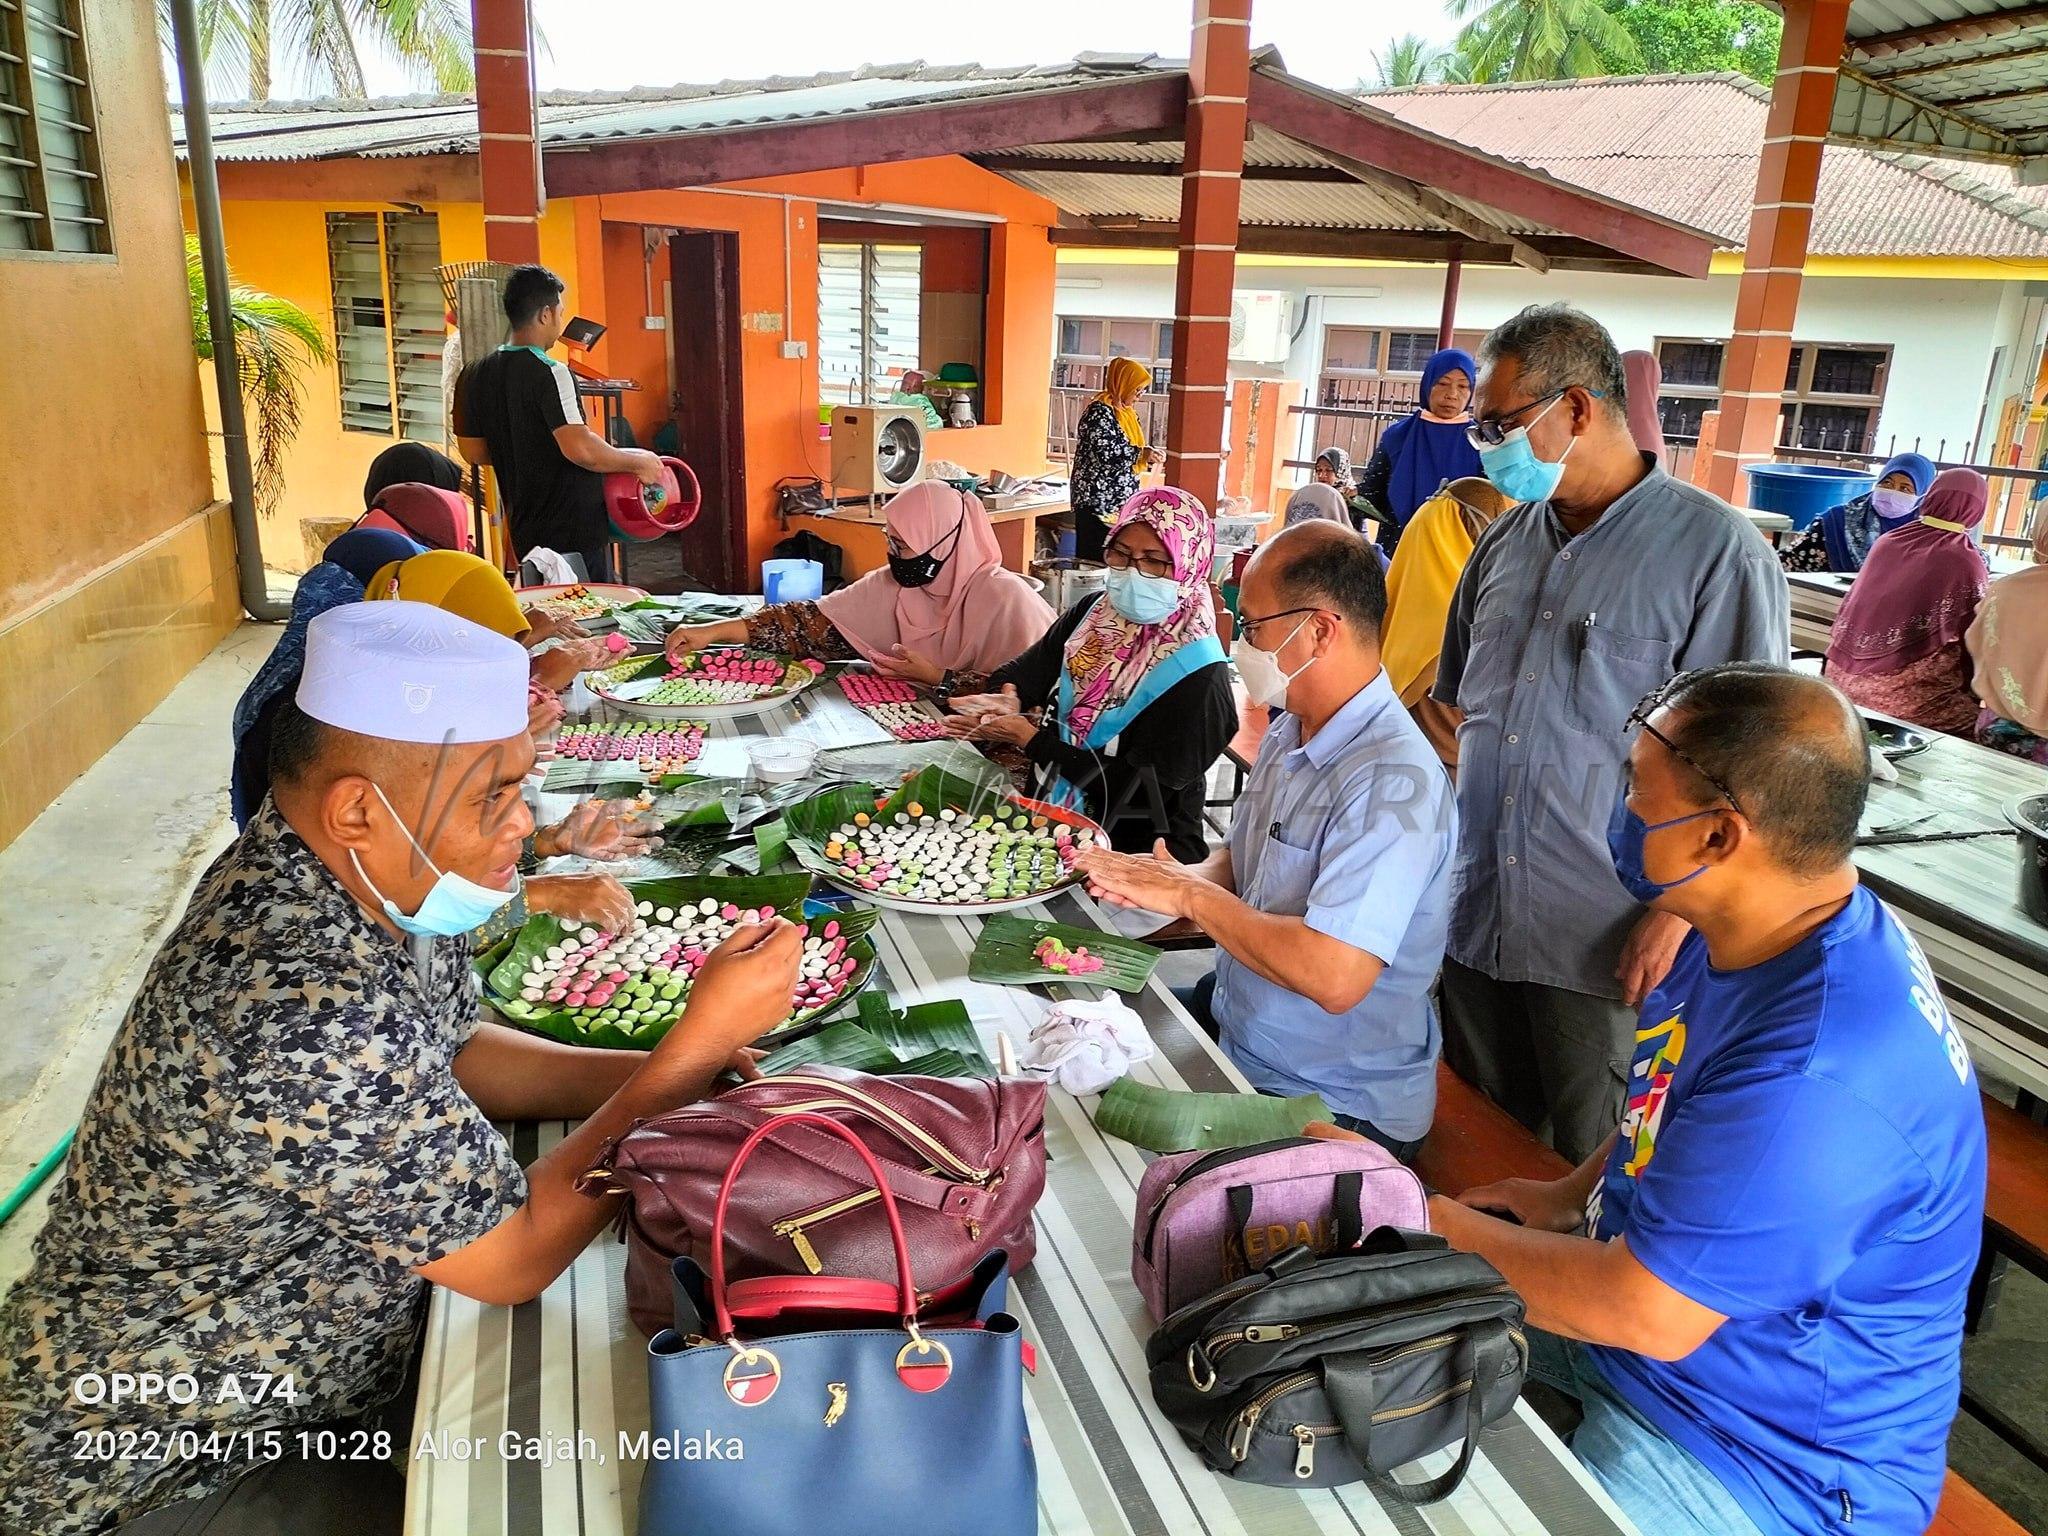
[{"left": 1329, "top": 664, "right": 1986, "bottom": 1536}]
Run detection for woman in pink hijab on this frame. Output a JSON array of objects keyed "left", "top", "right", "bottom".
[
  {"left": 1965, "top": 504, "right": 2048, "bottom": 761},
  {"left": 1620, "top": 350, "right": 1666, "bottom": 460},
  {"left": 1826, "top": 466, "right": 1991, "bottom": 737},
  {"left": 665, "top": 480, "right": 1053, "bottom": 688}
]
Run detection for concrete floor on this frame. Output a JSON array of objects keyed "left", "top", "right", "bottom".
[
  {"left": 0, "top": 621, "right": 2040, "bottom": 1529},
  {"left": 0, "top": 621, "right": 279, "bottom": 1287}
]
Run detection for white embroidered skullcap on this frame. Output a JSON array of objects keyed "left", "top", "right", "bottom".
[{"left": 297, "top": 600, "right": 528, "bottom": 744}]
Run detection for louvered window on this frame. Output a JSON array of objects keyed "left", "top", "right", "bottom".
[
  {"left": 0, "top": 0, "right": 109, "bottom": 254},
  {"left": 818, "top": 241, "right": 921, "bottom": 406},
  {"left": 327, "top": 210, "right": 444, "bottom": 435}
]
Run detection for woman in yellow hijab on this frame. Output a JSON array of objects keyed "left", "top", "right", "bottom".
[
  {"left": 1071, "top": 356, "right": 1160, "bottom": 562},
  {"left": 1380, "top": 476, "right": 1511, "bottom": 770},
  {"left": 366, "top": 550, "right": 609, "bottom": 692}
]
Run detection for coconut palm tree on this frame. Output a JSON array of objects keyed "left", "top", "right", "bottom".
[
  {"left": 188, "top": 237, "right": 330, "bottom": 516},
  {"left": 1367, "top": 34, "right": 1459, "bottom": 90},
  {"left": 1452, "top": 0, "right": 1644, "bottom": 81},
  {"left": 160, "top": 0, "right": 475, "bottom": 101}
]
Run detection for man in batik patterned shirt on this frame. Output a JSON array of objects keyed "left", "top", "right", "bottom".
[{"left": 0, "top": 604, "right": 799, "bottom": 1536}]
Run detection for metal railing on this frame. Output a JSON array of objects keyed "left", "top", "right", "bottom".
[
  {"left": 1661, "top": 435, "right": 2041, "bottom": 552},
  {"left": 1045, "top": 388, "right": 1172, "bottom": 463},
  {"left": 1283, "top": 401, "right": 1412, "bottom": 475}
]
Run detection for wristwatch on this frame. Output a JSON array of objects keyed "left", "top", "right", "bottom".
[{"left": 936, "top": 669, "right": 958, "bottom": 703}]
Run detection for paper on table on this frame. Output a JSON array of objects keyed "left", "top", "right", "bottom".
[
  {"left": 1093, "top": 1077, "right": 1332, "bottom": 1153},
  {"left": 692, "top": 738, "right": 753, "bottom": 780}
]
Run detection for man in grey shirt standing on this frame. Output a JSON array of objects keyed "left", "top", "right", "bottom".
[{"left": 1434, "top": 305, "right": 1788, "bottom": 1162}]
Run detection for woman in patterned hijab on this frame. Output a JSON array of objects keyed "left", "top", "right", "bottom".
[{"left": 942, "top": 486, "right": 1236, "bottom": 863}]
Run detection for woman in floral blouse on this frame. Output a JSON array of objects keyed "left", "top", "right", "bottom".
[{"left": 1069, "top": 356, "right": 1161, "bottom": 562}]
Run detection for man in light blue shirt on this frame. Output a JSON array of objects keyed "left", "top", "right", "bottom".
[{"left": 1080, "top": 522, "right": 1456, "bottom": 1157}]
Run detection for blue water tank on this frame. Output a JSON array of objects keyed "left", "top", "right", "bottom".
[{"left": 1740, "top": 463, "right": 1876, "bottom": 532}]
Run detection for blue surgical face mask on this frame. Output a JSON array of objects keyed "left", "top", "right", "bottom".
[
  {"left": 1105, "top": 566, "right": 1180, "bottom": 625},
  {"left": 351, "top": 782, "right": 518, "bottom": 938},
  {"left": 1606, "top": 788, "right": 1719, "bottom": 905},
  {"left": 1477, "top": 393, "right": 1575, "bottom": 504}
]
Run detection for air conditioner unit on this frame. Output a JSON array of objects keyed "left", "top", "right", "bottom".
[
  {"left": 830, "top": 406, "right": 925, "bottom": 496},
  {"left": 1229, "top": 290, "right": 1293, "bottom": 364}
]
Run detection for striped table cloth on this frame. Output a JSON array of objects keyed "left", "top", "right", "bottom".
[{"left": 415, "top": 675, "right": 1642, "bottom": 1536}]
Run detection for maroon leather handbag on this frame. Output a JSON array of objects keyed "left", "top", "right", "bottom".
[{"left": 580, "top": 1066, "right": 1048, "bottom": 1337}]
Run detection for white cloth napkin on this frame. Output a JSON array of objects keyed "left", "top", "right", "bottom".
[{"left": 1019, "top": 998, "right": 1156, "bottom": 1096}]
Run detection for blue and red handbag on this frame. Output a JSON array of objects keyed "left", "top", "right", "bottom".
[{"left": 637, "top": 1112, "right": 1038, "bottom": 1536}]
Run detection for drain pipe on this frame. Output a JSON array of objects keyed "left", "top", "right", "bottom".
[{"left": 168, "top": 0, "right": 288, "bottom": 621}]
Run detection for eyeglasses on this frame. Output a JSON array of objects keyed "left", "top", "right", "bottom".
[
  {"left": 1626, "top": 685, "right": 1746, "bottom": 817},
  {"left": 1103, "top": 542, "right": 1175, "bottom": 580},
  {"left": 1467, "top": 385, "right": 1604, "bottom": 448},
  {"left": 1236, "top": 606, "right": 1331, "bottom": 642}
]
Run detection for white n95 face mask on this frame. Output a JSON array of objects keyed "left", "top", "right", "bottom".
[{"left": 1233, "top": 616, "right": 1315, "bottom": 709}]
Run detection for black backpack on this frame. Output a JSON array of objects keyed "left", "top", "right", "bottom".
[{"left": 1147, "top": 1228, "right": 1526, "bottom": 1502}]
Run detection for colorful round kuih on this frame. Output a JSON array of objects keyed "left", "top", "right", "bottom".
[
  {"left": 554, "top": 719, "right": 706, "bottom": 774},
  {"left": 644, "top": 649, "right": 820, "bottom": 707},
  {"left": 513, "top": 900, "right": 860, "bottom": 1038},
  {"left": 823, "top": 806, "right": 1082, "bottom": 903}
]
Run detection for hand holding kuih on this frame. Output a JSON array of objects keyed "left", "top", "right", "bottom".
[
  {"left": 541, "top": 799, "right": 663, "bottom": 862},
  {"left": 672, "top": 918, "right": 805, "bottom": 1054},
  {"left": 524, "top": 872, "right": 636, "bottom": 933},
  {"left": 874, "top": 645, "right": 944, "bottom": 686},
  {"left": 945, "top": 683, "right": 1022, "bottom": 718}
]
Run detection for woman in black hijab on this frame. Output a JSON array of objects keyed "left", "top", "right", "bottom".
[{"left": 362, "top": 441, "right": 464, "bottom": 505}]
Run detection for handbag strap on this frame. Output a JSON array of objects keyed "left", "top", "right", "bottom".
[
  {"left": 710, "top": 1095, "right": 1000, "bottom": 1222},
  {"left": 1319, "top": 1319, "right": 1515, "bottom": 1505},
  {"left": 709, "top": 1113, "right": 919, "bottom": 1340},
  {"left": 1224, "top": 1171, "right": 1365, "bottom": 1266}
]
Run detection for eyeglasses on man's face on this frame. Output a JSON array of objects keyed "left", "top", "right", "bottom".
[{"left": 1467, "top": 384, "right": 1606, "bottom": 448}]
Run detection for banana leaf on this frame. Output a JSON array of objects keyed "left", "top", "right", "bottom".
[
  {"left": 757, "top": 1020, "right": 897, "bottom": 1075},
  {"left": 855, "top": 993, "right": 993, "bottom": 1076},
  {"left": 968, "top": 916, "right": 1162, "bottom": 994},
  {"left": 889, "top": 1049, "right": 989, "bottom": 1079},
  {"left": 1093, "top": 1078, "right": 1332, "bottom": 1153},
  {"left": 481, "top": 875, "right": 872, "bottom": 1051},
  {"left": 753, "top": 815, "right": 793, "bottom": 873}
]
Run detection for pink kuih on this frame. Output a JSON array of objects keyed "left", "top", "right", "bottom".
[
  {"left": 1130, "top": 1138, "right": 1429, "bottom": 1322},
  {"left": 839, "top": 673, "right": 920, "bottom": 706}
]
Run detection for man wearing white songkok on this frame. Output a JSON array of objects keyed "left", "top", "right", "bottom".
[{"left": 0, "top": 604, "right": 803, "bottom": 1536}]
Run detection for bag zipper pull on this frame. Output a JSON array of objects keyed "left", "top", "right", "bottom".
[
  {"left": 1228, "top": 1406, "right": 1258, "bottom": 1463},
  {"left": 777, "top": 1225, "right": 824, "bottom": 1275},
  {"left": 1293, "top": 1426, "right": 1316, "bottom": 1479},
  {"left": 1244, "top": 1324, "right": 1300, "bottom": 1343}
]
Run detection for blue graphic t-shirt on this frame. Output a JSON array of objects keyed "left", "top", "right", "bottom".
[{"left": 1587, "top": 886, "right": 1986, "bottom": 1536}]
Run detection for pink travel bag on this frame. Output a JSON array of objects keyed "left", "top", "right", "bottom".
[{"left": 1131, "top": 1137, "right": 1429, "bottom": 1321}]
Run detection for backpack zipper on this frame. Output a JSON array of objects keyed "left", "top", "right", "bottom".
[
  {"left": 1202, "top": 1283, "right": 1516, "bottom": 1362},
  {"left": 1137, "top": 1139, "right": 1317, "bottom": 1262}
]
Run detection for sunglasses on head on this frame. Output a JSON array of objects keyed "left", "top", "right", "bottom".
[{"left": 1625, "top": 683, "right": 1746, "bottom": 817}]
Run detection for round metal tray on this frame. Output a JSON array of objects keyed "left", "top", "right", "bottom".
[
  {"left": 595, "top": 648, "right": 822, "bottom": 721},
  {"left": 809, "top": 795, "right": 1110, "bottom": 916}
]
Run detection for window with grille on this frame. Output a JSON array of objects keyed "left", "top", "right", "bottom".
[
  {"left": 1051, "top": 315, "right": 1173, "bottom": 394},
  {"left": 326, "top": 211, "right": 444, "bottom": 436},
  {"left": 818, "top": 241, "right": 922, "bottom": 406},
  {"left": 1653, "top": 336, "right": 1889, "bottom": 453},
  {"left": 1317, "top": 325, "right": 1484, "bottom": 413},
  {"left": 0, "top": 0, "right": 110, "bottom": 254}
]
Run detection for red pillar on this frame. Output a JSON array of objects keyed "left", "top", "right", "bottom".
[
  {"left": 1705, "top": 0, "right": 1849, "bottom": 503},
  {"left": 1164, "top": 0, "right": 1252, "bottom": 514},
  {"left": 472, "top": 0, "right": 542, "bottom": 267},
  {"left": 1437, "top": 257, "right": 1462, "bottom": 350}
]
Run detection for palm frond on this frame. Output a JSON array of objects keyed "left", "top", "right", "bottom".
[
  {"left": 351, "top": 0, "right": 474, "bottom": 91},
  {"left": 187, "top": 236, "right": 329, "bottom": 515},
  {"left": 276, "top": 0, "right": 365, "bottom": 95}
]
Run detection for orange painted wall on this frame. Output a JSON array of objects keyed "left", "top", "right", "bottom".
[
  {"left": 190, "top": 170, "right": 581, "bottom": 570},
  {"left": 2, "top": 0, "right": 236, "bottom": 848},
  {"left": 196, "top": 152, "right": 1061, "bottom": 580}
]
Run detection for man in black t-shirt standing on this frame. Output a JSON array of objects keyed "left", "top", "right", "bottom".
[{"left": 455, "top": 264, "right": 661, "bottom": 578}]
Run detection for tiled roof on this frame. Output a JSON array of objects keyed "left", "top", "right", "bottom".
[
  {"left": 169, "top": 57, "right": 1176, "bottom": 163},
  {"left": 1369, "top": 72, "right": 2048, "bottom": 258}
]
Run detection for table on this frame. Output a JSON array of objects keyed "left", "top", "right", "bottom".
[
  {"left": 1785, "top": 571, "right": 1851, "bottom": 654},
  {"left": 791, "top": 492, "right": 1070, "bottom": 579},
  {"left": 1856, "top": 725, "right": 2048, "bottom": 1100},
  {"left": 1740, "top": 508, "right": 1794, "bottom": 543},
  {"left": 409, "top": 696, "right": 1643, "bottom": 1536}
]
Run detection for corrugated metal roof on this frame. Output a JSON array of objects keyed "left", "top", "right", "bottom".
[
  {"left": 172, "top": 58, "right": 1167, "bottom": 163},
  {"left": 1370, "top": 73, "right": 2048, "bottom": 257}
]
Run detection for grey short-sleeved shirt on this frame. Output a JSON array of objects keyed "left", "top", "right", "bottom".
[
  {"left": 1433, "top": 462, "right": 1789, "bottom": 997},
  {"left": 0, "top": 801, "right": 526, "bottom": 1536}
]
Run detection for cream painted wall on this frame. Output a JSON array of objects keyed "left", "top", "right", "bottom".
[{"left": 1052, "top": 259, "right": 2034, "bottom": 463}]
